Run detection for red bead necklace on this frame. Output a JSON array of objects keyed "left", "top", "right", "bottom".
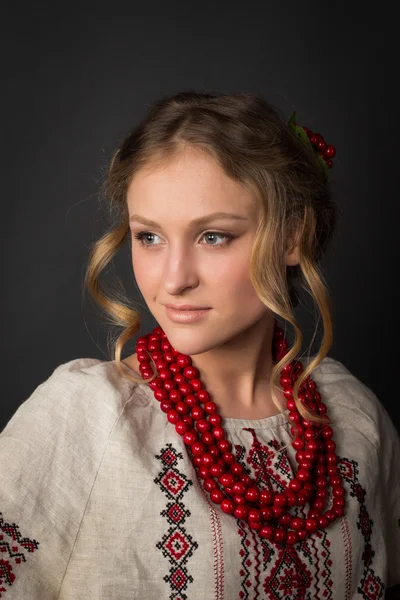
[{"left": 135, "top": 320, "right": 346, "bottom": 545}]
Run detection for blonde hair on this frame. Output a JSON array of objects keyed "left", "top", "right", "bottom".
[{"left": 83, "top": 90, "right": 338, "bottom": 427}]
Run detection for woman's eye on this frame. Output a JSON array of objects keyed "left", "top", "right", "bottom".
[{"left": 133, "top": 231, "right": 234, "bottom": 249}]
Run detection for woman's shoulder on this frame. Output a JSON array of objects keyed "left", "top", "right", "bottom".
[
  {"left": 1, "top": 357, "right": 147, "bottom": 439},
  {"left": 309, "top": 355, "right": 398, "bottom": 451}
]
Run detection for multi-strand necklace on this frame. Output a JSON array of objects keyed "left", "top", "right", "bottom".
[{"left": 135, "top": 320, "right": 345, "bottom": 545}]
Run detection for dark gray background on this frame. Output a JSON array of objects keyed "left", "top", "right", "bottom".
[{"left": 1, "top": 2, "right": 399, "bottom": 436}]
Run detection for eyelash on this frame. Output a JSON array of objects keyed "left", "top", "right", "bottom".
[{"left": 133, "top": 231, "right": 234, "bottom": 250}]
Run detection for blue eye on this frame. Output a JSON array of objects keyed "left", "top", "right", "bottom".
[{"left": 133, "top": 231, "right": 235, "bottom": 249}]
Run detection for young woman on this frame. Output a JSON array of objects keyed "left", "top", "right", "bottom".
[{"left": 1, "top": 91, "right": 399, "bottom": 599}]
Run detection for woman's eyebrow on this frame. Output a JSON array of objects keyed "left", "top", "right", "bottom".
[{"left": 129, "top": 212, "right": 249, "bottom": 229}]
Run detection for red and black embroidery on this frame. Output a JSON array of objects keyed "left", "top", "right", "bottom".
[
  {"left": 339, "top": 457, "right": 385, "bottom": 599},
  {"left": 0, "top": 512, "right": 40, "bottom": 598},
  {"left": 154, "top": 443, "right": 199, "bottom": 600},
  {"left": 234, "top": 430, "right": 334, "bottom": 599}
]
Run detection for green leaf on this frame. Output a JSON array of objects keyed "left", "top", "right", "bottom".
[{"left": 288, "top": 112, "right": 329, "bottom": 179}]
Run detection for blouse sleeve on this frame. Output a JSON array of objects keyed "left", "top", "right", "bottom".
[
  {"left": 0, "top": 360, "right": 121, "bottom": 599},
  {"left": 372, "top": 386, "right": 400, "bottom": 590}
]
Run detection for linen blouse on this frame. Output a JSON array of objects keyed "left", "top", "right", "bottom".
[{"left": 0, "top": 354, "right": 399, "bottom": 599}]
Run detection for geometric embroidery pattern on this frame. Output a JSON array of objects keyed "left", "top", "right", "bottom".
[
  {"left": 0, "top": 512, "right": 40, "bottom": 598},
  {"left": 154, "top": 443, "right": 199, "bottom": 599},
  {"left": 234, "top": 430, "right": 334, "bottom": 599},
  {"left": 338, "top": 457, "right": 385, "bottom": 600}
]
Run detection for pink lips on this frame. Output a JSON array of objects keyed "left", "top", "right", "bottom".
[{"left": 165, "top": 305, "right": 211, "bottom": 323}]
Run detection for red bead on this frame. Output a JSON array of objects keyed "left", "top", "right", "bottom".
[
  {"left": 233, "top": 494, "right": 246, "bottom": 505},
  {"left": 324, "top": 509, "right": 337, "bottom": 523},
  {"left": 230, "top": 462, "right": 244, "bottom": 476},
  {"left": 201, "top": 432, "right": 215, "bottom": 445},
  {"left": 273, "top": 506, "right": 285, "bottom": 518},
  {"left": 290, "top": 517, "right": 305, "bottom": 531},
  {"left": 218, "top": 439, "right": 232, "bottom": 453},
  {"left": 261, "top": 506, "right": 274, "bottom": 521},
  {"left": 204, "top": 478, "right": 218, "bottom": 492},
  {"left": 292, "top": 438, "right": 305, "bottom": 450},
  {"left": 317, "top": 515, "right": 329, "bottom": 529},
  {"left": 286, "top": 491, "right": 298, "bottom": 507},
  {"left": 305, "top": 517, "right": 318, "bottom": 532},
  {"left": 196, "top": 419, "right": 211, "bottom": 432},
  {"left": 210, "top": 489, "right": 225, "bottom": 504},
  {"left": 204, "top": 401, "right": 217, "bottom": 414},
  {"left": 198, "top": 466, "right": 210, "bottom": 479},
  {"left": 222, "top": 452, "right": 235, "bottom": 465},
  {"left": 248, "top": 508, "right": 261, "bottom": 522},
  {"left": 234, "top": 505, "right": 249, "bottom": 519},
  {"left": 193, "top": 456, "right": 203, "bottom": 467},
  {"left": 326, "top": 453, "right": 338, "bottom": 465},
  {"left": 325, "top": 440, "right": 336, "bottom": 452},
  {"left": 160, "top": 401, "right": 173, "bottom": 413},
  {"left": 176, "top": 354, "right": 192, "bottom": 368},
  {"left": 183, "top": 430, "right": 198, "bottom": 446},
  {"left": 175, "top": 400, "right": 190, "bottom": 415},
  {"left": 291, "top": 424, "right": 304, "bottom": 437},
  {"left": 297, "top": 529, "right": 308, "bottom": 540},
  {"left": 185, "top": 394, "right": 199, "bottom": 408},
  {"left": 191, "top": 442, "right": 206, "bottom": 456},
  {"left": 175, "top": 421, "right": 190, "bottom": 435},
  {"left": 248, "top": 520, "right": 261, "bottom": 531},
  {"left": 221, "top": 499, "right": 234, "bottom": 514},
  {"left": 196, "top": 389, "right": 210, "bottom": 401},
  {"left": 299, "top": 459, "right": 313, "bottom": 471},
  {"left": 289, "top": 411, "right": 302, "bottom": 423},
  {"left": 212, "top": 426, "right": 225, "bottom": 440},
  {"left": 288, "top": 478, "right": 302, "bottom": 493},
  {"left": 260, "top": 490, "right": 275, "bottom": 504},
  {"left": 219, "top": 473, "right": 236, "bottom": 488},
  {"left": 306, "top": 440, "right": 318, "bottom": 451},
  {"left": 279, "top": 512, "right": 292, "bottom": 526},
  {"left": 297, "top": 469, "right": 311, "bottom": 482},
  {"left": 324, "top": 145, "right": 336, "bottom": 158},
  {"left": 274, "top": 528, "right": 287, "bottom": 542},
  {"left": 209, "top": 414, "right": 222, "bottom": 426},
  {"left": 210, "top": 464, "right": 224, "bottom": 477},
  {"left": 245, "top": 487, "right": 260, "bottom": 502},
  {"left": 321, "top": 425, "right": 333, "bottom": 439},
  {"left": 297, "top": 492, "right": 308, "bottom": 506},
  {"left": 182, "top": 415, "right": 194, "bottom": 427},
  {"left": 259, "top": 525, "right": 275, "bottom": 540},
  {"left": 202, "top": 453, "right": 215, "bottom": 467},
  {"left": 274, "top": 493, "right": 288, "bottom": 507},
  {"left": 333, "top": 497, "right": 345, "bottom": 507},
  {"left": 286, "top": 531, "right": 299, "bottom": 545},
  {"left": 232, "top": 481, "right": 246, "bottom": 495},
  {"left": 183, "top": 366, "right": 199, "bottom": 380},
  {"left": 333, "top": 485, "right": 345, "bottom": 497},
  {"left": 167, "top": 409, "right": 180, "bottom": 424},
  {"left": 191, "top": 406, "right": 205, "bottom": 421},
  {"left": 313, "top": 499, "right": 325, "bottom": 511}
]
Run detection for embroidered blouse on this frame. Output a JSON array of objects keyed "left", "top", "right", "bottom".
[{"left": 0, "top": 355, "right": 399, "bottom": 599}]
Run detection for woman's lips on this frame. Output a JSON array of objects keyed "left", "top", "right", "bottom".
[{"left": 165, "top": 306, "right": 211, "bottom": 323}]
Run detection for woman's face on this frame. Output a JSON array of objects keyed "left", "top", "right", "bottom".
[{"left": 126, "top": 147, "right": 270, "bottom": 356}]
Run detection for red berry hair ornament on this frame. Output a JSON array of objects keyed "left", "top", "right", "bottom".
[{"left": 288, "top": 112, "right": 337, "bottom": 179}]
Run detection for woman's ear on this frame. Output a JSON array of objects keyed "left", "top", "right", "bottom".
[
  {"left": 285, "top": 220, "right": 301, "bottom": 266},
  {"left": 285, "top": 239, "right": 300, "bottom": 266}
]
